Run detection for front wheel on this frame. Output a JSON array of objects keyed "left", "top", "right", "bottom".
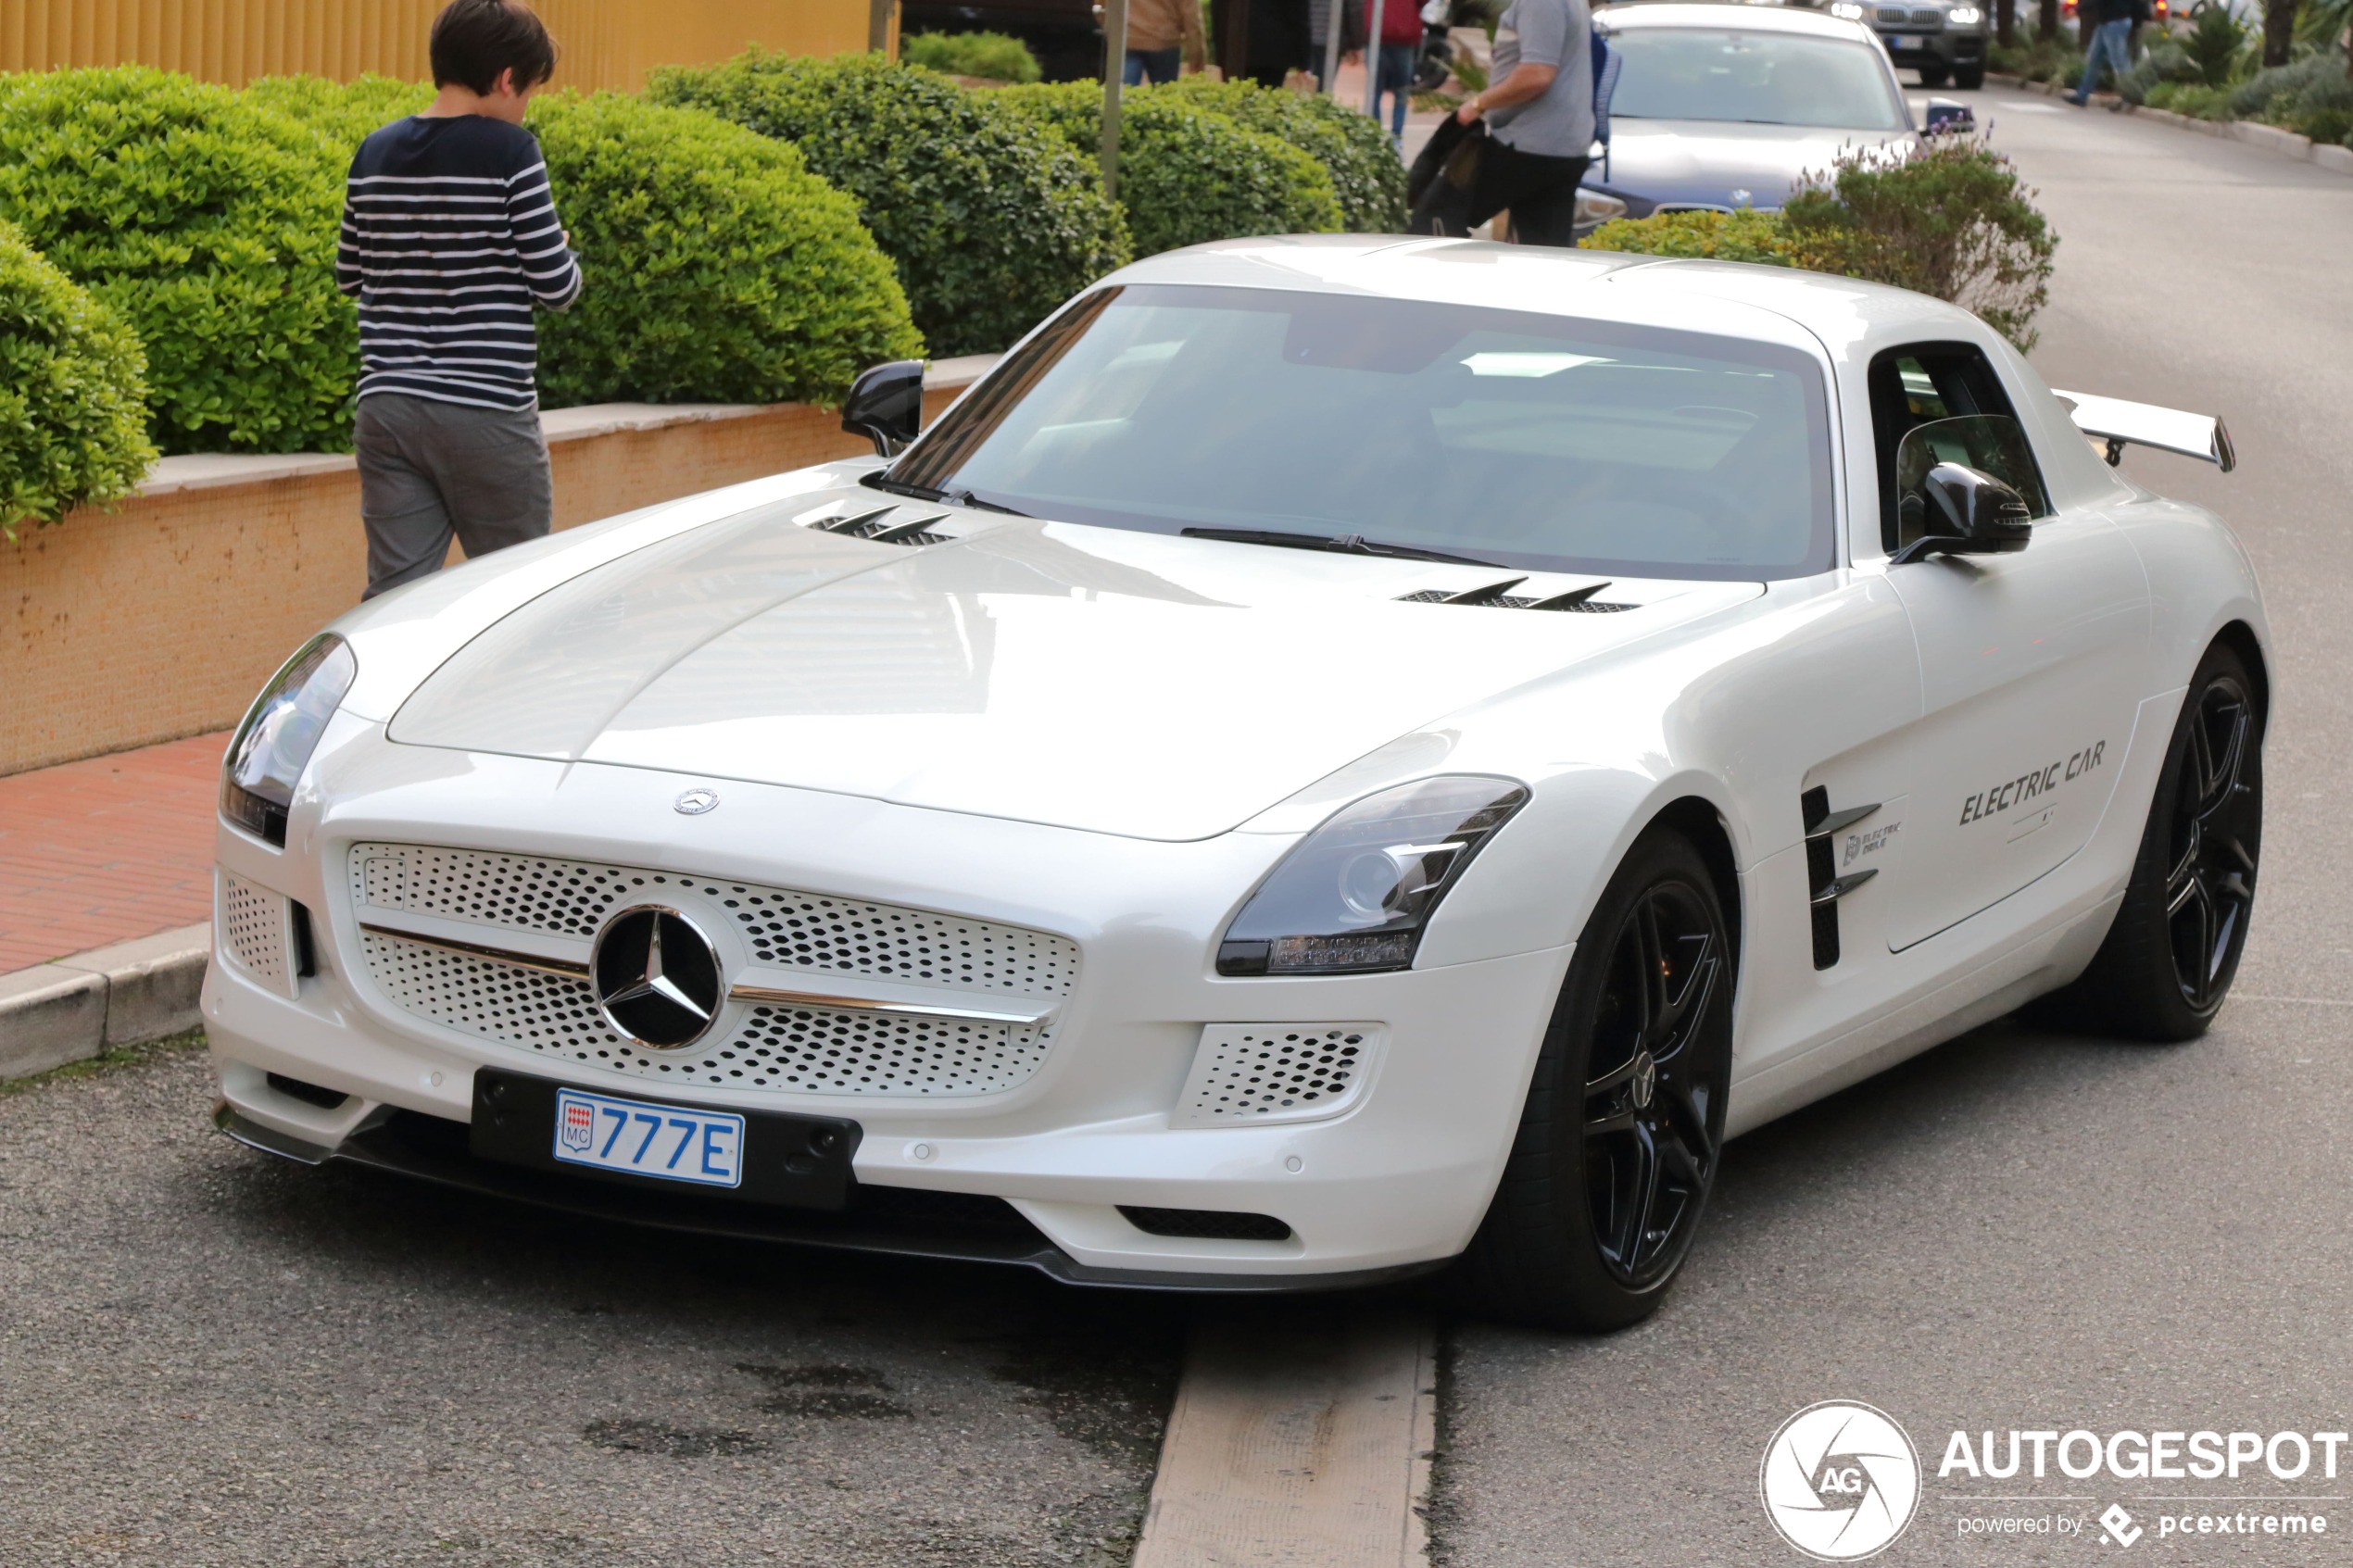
[
  {"left": 2044, "top": 641, "right": 2263, "bottom": 1040},
  {"left": 1455, "top": 830, "right": 1734, "bottom": 1331},
  {"left": 1955, "top": 64, "right": 1986, "bottom": 89},
  {"left": 1918, "top": 62, "right": 1952, "bottom": 87}
]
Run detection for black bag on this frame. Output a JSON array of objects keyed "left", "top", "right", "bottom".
[{"left": 1405, "top": 118, "right": 1488, "bottom": 236}]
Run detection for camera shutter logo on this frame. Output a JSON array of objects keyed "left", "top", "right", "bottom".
[{"left": 1759, "top": 1400, "right": 1922, "bottom": 1561}]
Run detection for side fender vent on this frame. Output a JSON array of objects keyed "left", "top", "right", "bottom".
[{"left": 1802, "top": 787, "right": 1881, "bottom": 971}]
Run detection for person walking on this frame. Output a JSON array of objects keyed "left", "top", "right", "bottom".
[
  {"left": 1414, "top": 0, "right": 1594, "bottom": 245},
  {"left": 2070, "top": 0, "right": 2143, "bottom": 106},
  {"left": 1364, "top": 0, "right": 1426, "bottom": 142},
  {"left": 1125, "top": 0, "right": 1209, "bottom": 84},
  {"left": 335, "top": 0, "right": 584, "bottom": 601}
]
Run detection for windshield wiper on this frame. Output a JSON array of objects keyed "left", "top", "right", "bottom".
[
  {"left": 948, "top": 488, "right": 1031, "bottom": 516},
  {"left": 1181, "top": 527, "right": 1504, "bottom": 569},
  {"left": 860, "top": 470, "right": 946, "bottom": 501}
]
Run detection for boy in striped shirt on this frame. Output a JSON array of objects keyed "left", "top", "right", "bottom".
[{"left": 336, "top": 0, "right": 584, "bottom": 599}]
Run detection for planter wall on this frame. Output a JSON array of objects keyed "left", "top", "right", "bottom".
[{"left": 3, "top": 364, "right": 988, "bottom": 776}]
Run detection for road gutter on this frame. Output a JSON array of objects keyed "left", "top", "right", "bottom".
[{"left": 1135, "top": 1309, "right": 1438, "bottom": 1567}]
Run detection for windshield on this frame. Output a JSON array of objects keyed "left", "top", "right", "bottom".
[
  {"left": 1606, "top": 30, "right": 1907, "bottom": 130},
  {"left": 887, "top": 285, "right": 1834, "bottom": 583}
]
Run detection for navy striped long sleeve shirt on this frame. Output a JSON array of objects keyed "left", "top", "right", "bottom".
[{"left": 335, "top": 115, "right": 584, "bottom": 412}]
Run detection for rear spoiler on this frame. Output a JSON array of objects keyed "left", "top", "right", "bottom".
[{"left": 2053, "top": 390, "right": 2237, "bottom": 473}]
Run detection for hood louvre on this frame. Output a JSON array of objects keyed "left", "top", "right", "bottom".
[
  {"left": 798, "top": 504, "right": 952, "bottom": 546},
  {"left": 1399, "top": 580, "right": 1633, "bottom": 613}
]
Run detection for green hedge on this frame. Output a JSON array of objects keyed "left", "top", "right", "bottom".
[
  {"left": 0, "top": 67, "right": 354, "bottom": 455},
  {"left": 901, "top": 30, "right": 1042, "bottom": 84},
  {"left": 0, "top": 218, "right": 156, "bottom": 534},
  {"left": 262, "top": 76, "right": 924, "bottom": 408},
  {"left": 1153, "top": 76, "right": 1406, "bottom": 232},
  {"left": 1592, "top": 139, "right": 2055, "bottom": 352},
  {"left": 998, "top": 81, "right": 1341, "bottom": 258},
  {"left": 650, "top": 51, "right": 1128, "bottom": 358}
]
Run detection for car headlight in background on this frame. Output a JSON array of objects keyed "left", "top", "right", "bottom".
[
  {"left": 1216, "top": 776, "right": 1529, "bottom": 976},
  {"left": 1948, "top": 5, "right": 1983, "bottom": 21},
  {"left": 1574, "top": 189, "right": 1629, "bottom": 229},
  {"left": 221, "top": 633, "right": 356, "bottom": 847},
  {"left": 1827, "top": 1, "right": 1866, "bottom": 17}
]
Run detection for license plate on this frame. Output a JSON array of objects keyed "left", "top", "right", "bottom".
[{"left": 551, "top": 1087, "right": 744, "bottom": 1188}]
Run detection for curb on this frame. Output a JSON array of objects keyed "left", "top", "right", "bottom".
[
  {"left": 0, "top": 922, "right": 209, "bottom": 1081},
  {"left": 1988, "top": 70, "right": 2353, "bottom": 174}
]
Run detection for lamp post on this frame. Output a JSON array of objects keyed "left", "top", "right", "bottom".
[{"left": 1101, "top": 0, "right": 1129, "bottom": 200}]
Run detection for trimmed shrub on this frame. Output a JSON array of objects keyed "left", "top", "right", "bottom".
[
  {"left": 0, "top": 218, "right": 156, "bottom": 535},
  {"left": 999, "top": 81, "right": 1341, "bottom": 257},
  {"left": 902, "top": 30, "right": 1043, "bottom": 83},
  {"left": 1153, "top": 76, "right": 1407, "bottom": 232},
  {"left": 0, "top": 68, "right": 354, "bottom": 454},
  {"left": 650, "top": 51, "right": 1129, "bottom": 357},
  {"left": 2145, "top": 79, "right": 2235, "bottom": 116},
  {"left": 524, "top": 92, "right": 923, "bottom": 406},
  {"left": 1585, "top": 208, "right": 1796, "bottom": 265},
  {"left": 1782, "top": 137, "right": 2055, "bottom": 352},
  {"left": 2227, "top": 52, "right": 2346, "bottom": 119},
  {"left": 1988, "top": 35, "right": 2085, "bottom": 84},
  {"left": 260, "top": 76, "right": 925, "bottom": 408}
]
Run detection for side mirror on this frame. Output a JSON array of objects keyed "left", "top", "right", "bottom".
[
  {"left": 841, "top": 359, "right": 925, "bottom": 458},
  {"left": 1890, "top": 462, "right": 2032, "bottom": 565},
  {"left": 1921, "top": 98, "right": 1976, "bottom": 136}
]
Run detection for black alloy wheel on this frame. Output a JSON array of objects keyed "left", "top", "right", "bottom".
[
  {"left": 2043, "top": 641, "right": 2263, "bottom": 1042},
  {"left": 2162, "top": 671, "right": 2260, "bottom": 1014},
  {"left": 1583, "top": 878, "right": 1727, "bottom": 1290},
  {"left": 1458, "top": 830, "right": 1734, "bottom": 1330}
]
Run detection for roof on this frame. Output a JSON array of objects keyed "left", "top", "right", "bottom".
[
  {"left": 1596, "top": 1, "right": 1881, "bottom": 42},
  {"left": 1104, "top": 236, "right": 1988, "bottom": 366}
]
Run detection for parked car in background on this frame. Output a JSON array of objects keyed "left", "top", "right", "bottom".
[
  {"left": 901, "top": 0, "right": 1103, "bottom": 80},
  {"left": 1581, "top": 5, "right": 1916, "bottom": 226},
  {"left": 1818, "top": 0, "right": 1988, "bottom": 87}
]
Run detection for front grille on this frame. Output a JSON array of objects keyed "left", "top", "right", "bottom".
[
  {"left": 1910, "top": 6, "right": 1944, "bottom": 25},
  {"left": 350, "top": 845, "right": 1076, "bottom": 1098},
  {"left": 1120, "top": 1207, "right": 1293, "bottom": 1242},
  {"left": 1875, "top": 6, "right": 1906, "bottom": 19}
]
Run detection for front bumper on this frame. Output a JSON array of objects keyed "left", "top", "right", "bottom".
[
  {"left": 1875, "top": 27, "right": 1987, "bottom": 70},
  {"left": 204, "top": 729, "right": 1575, "bottom": 1287}
]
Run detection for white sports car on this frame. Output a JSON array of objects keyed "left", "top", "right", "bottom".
[{"left": 206, "top": 239, "right": 2263, "bottom": 1328}]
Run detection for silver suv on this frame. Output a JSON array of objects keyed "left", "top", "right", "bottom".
[{"left": 1823, "top": 0, "right": 1988, "bottom": 88}]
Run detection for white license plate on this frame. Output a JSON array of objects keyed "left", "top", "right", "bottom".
[
  {"left": 551, "top": 1087, "right": 744, "bottom": 1189},
  {"left": 1889, "top": 36, "right": 1921, "bottom": 48}
]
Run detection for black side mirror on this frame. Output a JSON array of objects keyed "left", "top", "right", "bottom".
[
  {"left": 1890, "top": 462, "right": 2033, "bottom": 565},
  {"left": 1921, "top": 97, "right": 1975, "bottom": 136},
  {"left": 841, "top": 359, "right": 925, "bottom": 458}
]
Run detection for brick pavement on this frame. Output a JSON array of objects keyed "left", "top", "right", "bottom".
[{"left": 0, "top": 732, "right": 228, "bottom": 972}]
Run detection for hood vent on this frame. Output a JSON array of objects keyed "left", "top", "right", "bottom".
[
  {"left": 1398, "top": 578, "right": 1633, "bottom": 613},
  {"left": 797, "top": 503, "right": 952, "bottom": 546}
]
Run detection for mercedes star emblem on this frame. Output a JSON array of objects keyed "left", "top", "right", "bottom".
[
  {"left": 589, "top": 905, "right": 725, "bottom": 1049},
  {"left": 673, "top": 787, "right": 720, "bottom": 815}
]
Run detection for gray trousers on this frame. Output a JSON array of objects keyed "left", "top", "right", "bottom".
[{"left": 355, "top": 393, "right": 553, "bottom": 600}]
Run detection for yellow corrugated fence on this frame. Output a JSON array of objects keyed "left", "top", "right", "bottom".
[{"left": 0, "top": 0, "right": 879, "bottom": 91}]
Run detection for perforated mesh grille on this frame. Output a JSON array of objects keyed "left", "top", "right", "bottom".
[
  {"left": 220, "top": 873, "right": 292, "bottom": 996},
  {"left": 348, "top": 844, "right": 1072, "bottom": 1098},
  {"left": 350, "top": 844, "right": 1074, "bottom": 995},
  {"left": 1175, "top": 1025, "right": 1381, "bottom": 1127}
]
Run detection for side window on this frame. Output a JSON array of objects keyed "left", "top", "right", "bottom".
[{"left": 1868, "top": 344, "right": 2052, "bottom": 554}]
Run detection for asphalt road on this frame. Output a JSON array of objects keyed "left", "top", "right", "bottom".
[
  {"left": 1432, "top": 89, "right": 2353, "bottom": 1565},
  {"left": 0, "top": 1038, "right": 1183, "bottom": 1567}
]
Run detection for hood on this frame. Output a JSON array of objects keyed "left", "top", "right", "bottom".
[
  {"left": 389, "top": 494, "right": 1761, "bottom": 840},
  {"left": 1599, "top": 121, "right": 1912, "bottom": 211}
]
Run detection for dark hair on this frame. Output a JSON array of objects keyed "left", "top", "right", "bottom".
[{"left": 429, "top": 0, "right": 559, "bottom": 94}]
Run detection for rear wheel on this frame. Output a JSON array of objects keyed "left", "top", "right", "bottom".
[
  {"left": 2045, "top": 641, "right": 2263, "bottom": 1040},
  {"left": 1456, "top": 831, "right": 1734, "bottom": 1331}
]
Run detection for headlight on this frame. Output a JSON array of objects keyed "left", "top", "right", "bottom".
[
  {"left": 1828, "top": 1, "right": 1866, "bottom": 17},
  {"left": 1948, "top": 5, "right": 1982, "bottom": 21},
  {"left": 1575, "top": 189, "right": 1629, "bottom": 227},
  {"left": 221, "top": 633, "right": 356, "bottom": 847},
  {"left": 1216, "top": 776, "right": 1529, "bottom": 976}
]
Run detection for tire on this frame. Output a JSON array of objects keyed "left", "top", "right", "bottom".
[
  {"left": 2044, "top": 641, "right": 2264, "bottom": 1041},
  {"left": 1454, "top": 830, "right": 1735, "bottom": 1331},
  {"left": 1956, "top": 65, "right": 1986, "bottom": 89},
  {"left": 1918, "top": 63, "right": 1951, "bottom": 86}
]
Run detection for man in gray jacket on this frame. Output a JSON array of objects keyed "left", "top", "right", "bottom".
[{"left": 1448, "top": 0, "right": 1595, "bottom": 246}]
